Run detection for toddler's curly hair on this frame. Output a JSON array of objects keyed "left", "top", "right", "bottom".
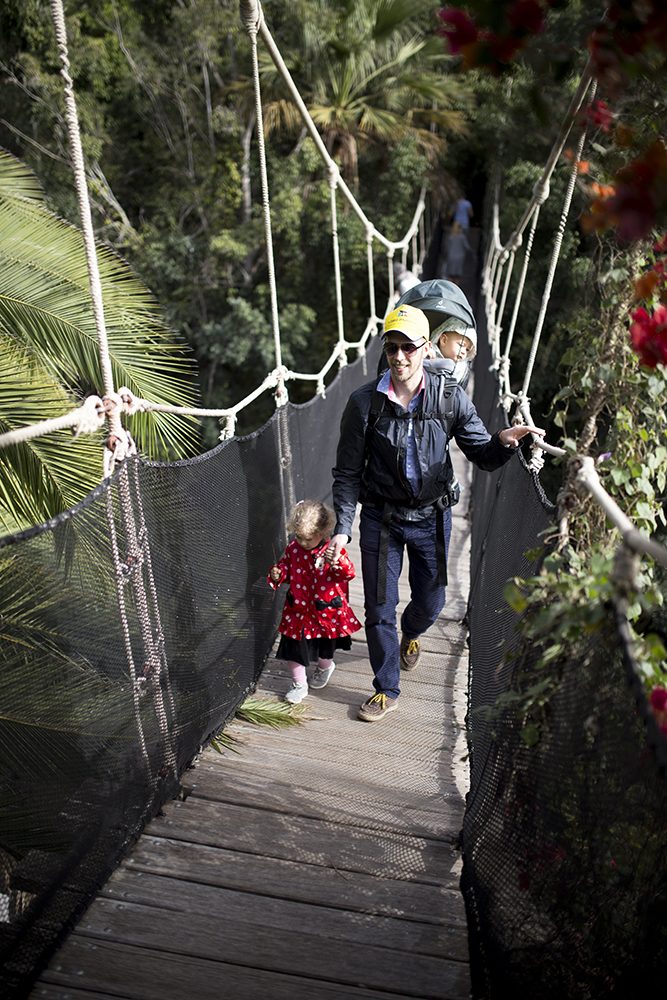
[{"left": 287, "top": 499, "right": 335, "bottom": 539}]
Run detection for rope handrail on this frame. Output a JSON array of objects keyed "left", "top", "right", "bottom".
[
  {"left": 575, "top": 458, "right": 667, "bottom": 569},
  {"left": 0, "top": 395, "right": 106, "bottom": 449},
  {"left": 243, "top": 0, "right": 425, "bottom": 254}
]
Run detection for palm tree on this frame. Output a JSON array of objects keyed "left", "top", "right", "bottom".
[
  {"left": 0, "top": 150, "right": 200, "bottom": 535},
  {"left": 260, "top": 0, "right": 471, "bottom": 185}
]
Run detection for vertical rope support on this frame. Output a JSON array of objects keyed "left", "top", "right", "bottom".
[
  {"left": 366, "top": 227, "right": 377, "bottom": 321},
  {"left": 495, "top": 251, "right": 516, "bottom": 345},
  {"left": 485, "top": 246, "right": 500, "bottom": 307},
  {"left": 501, "top": 204, "right": 541, "bottom": 387},
  {"left": 329, "top": 169, "right": 346, "bottom": 367},
  {"left": 243, "top": 4, "right": 283, "bottom": 377},
  {"left": 418, "top": 211, "right": 425, "bottom": 273},
  {"left": 117, "top": 463, "right": 177, "bottom": 779},
  {"left": 129, "top": 463, "right": 178, "bottom": 740},
  {"left": 489, "top": 253, "right": 507, "bottom": 363},
  {"left": 387, "top": 247, "right": 395, "bottom": 303},
  {"left": 276, "top": 405, "right": 296, "bottom": 548},
  {"left": 49, "top": 0, "right": 122, "bottom": 441},
  {"left": 105, "top": 484, "right": 152, "bottom": 779},
  {"left": 521, "top": 122, "right": 590, "bottom": 399}
]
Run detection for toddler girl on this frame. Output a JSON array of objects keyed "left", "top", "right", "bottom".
[{"left": 268, "top": 499, "right": 361, "bottom": 704}]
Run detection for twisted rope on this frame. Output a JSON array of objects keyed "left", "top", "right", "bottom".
[
  {"left": 0, "top": 396, "right": 105, "bottom": 449},
  {"left": 49, "top": 0, "right": 123, "bottom": 446}
]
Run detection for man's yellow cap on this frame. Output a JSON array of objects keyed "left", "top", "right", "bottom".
[{"left": 383, "top": 303, "right": 429, "bottom": 344}]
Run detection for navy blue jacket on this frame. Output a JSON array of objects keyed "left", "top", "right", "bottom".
[{"left": 332, "top": 369, "right": 514, "bottom": 538}]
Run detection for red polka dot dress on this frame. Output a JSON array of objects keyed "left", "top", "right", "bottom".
[{"left": 268, "top": 538, "right": 362, "bottom": 666}]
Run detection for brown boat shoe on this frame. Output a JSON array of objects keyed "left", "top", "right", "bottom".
[
  {"left": 400, "top": 635, "right": 421, "bottom": 671},
  {"left": 358, "top": 693, "right": 398, "bottom": 722}
]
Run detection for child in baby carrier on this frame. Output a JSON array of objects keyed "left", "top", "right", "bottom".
[{"left": 268, "top": 499, "right": 362, "bottom": 704}]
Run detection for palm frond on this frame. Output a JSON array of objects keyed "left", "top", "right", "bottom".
[
  {"left": 209, "top": 694, "right": 307, "bottom": 754},
  {"left": 0, "top": 149, "right": 44, "bottom": 203},
  {"left": 0, "top": 150, "right": 202, "bottom": 529}
]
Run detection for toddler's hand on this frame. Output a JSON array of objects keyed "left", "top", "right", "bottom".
[
  {"left": 269, "top": 566, "right": 281, "bottom": 583},
  {"left": 325, "top": 534, "right": 347, "bottom": 567}
]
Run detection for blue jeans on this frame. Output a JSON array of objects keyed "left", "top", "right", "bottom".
[{"left": 359, "top": 504, "right": 452, "bottom": 699}]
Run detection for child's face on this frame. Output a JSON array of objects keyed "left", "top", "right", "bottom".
[
  {"left": 296, "top": 531, "right": 323, "bottom": 550},
  {"left": 439, "top": 332, "right": 473, "bottom": 362}
]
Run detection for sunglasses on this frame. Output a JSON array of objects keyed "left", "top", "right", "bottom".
[{"left": 384, "top": 340, "right": 425, "bottom": 356}]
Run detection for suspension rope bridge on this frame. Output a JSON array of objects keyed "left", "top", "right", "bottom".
[{"left": 1, "top": 1, "right": 666, "bottom": 998}]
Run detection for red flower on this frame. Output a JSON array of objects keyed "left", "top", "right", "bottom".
[
  {"left": 629, "top": 305, "right": 667, "bottom": 367},
  {"left": 437, "top": 8, "right": 479, "bottom": 53},
  {"left": 650, "top": 687, "right": 667, "bottom": 712},
  {"left": 586, "top": 99, "right": 614, "bottom": 133},
  {"left": 654, "top": 234, "right": 667, "bottom": 255}
]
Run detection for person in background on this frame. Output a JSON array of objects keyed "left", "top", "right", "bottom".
[
  {"left": 443, "top": 220, "right": 472, "bottom": 286},
  {"left": 393, "top": 260, "right": 421, "bottom": 297},
  {"left": 327, "top": 304, "right": 544, "bottom": 723},
  {"left": 451, "top": 194, "right": 473, "bottom": 228},
  {"left": 268, "top": 499, "right": 361, "bottom": 704}
]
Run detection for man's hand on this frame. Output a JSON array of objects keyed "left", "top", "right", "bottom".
[
  {"left": 498, "top": 424, "right": 545, "bottom": 449},
  {"left": 269, "top": 566, "right": 282, "bottom": 582},
  {"left": 325, "top": 533, "right": 347, "bottom": 566}
]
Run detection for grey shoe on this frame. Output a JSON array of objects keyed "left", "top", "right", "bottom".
[
  {"left": 285, "top": 680, "right": 308, "bottom": 704},
  {"left": 310, "top": 662, "right": 336, "bottom": 689}
]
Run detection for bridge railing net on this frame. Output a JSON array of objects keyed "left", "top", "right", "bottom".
[
  {"left": 0, "top": 340, "right": 379, "bottom": 999},
  {"left": 463, "top": 305, "right": 667, "bottom": 997}
]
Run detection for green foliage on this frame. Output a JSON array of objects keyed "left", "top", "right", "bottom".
[
  {"left": 0, "top": 150, "right": 200, "bottom": 533},
  {"left": 209, "top": 694, "right": 307, "bottom": 753}
]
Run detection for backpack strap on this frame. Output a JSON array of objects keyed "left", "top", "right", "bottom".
[{"left": 420, "top": 370, "right": 457, "bottom": 434}]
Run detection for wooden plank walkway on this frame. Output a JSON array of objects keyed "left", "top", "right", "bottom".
[{"left": 30, "top": 444, "right": 472, "bottom": 1000}]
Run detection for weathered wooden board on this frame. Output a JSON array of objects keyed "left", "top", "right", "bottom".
[
  {"left": 182, "top": 763, "right": 463, "bottom": 837},
  {"left": 70, "top": 896, "right": 470, "bottom": 997},
  {"left": 38, "top": 936, "right": 463, "bottom": 1000},
  {"left": 146, "top": 797, "right": 461, "bottom": 885},
  {"left": 125, "top": 835, "right": 467, "bottom": 926},
  {"left": 100, "top": 868, "right": 469, "bottom": 960}
]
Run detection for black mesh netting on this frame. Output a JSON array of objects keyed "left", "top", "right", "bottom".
[
  {"left": 463, "top": 305, "right": 667, "bottom": 997},
  {"left": 0, "top": 341, "right": 380, "bottom": 998}
]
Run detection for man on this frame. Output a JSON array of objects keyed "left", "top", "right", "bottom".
[{"left": 327, "top": 303, "right": 544, "bottom": 722}]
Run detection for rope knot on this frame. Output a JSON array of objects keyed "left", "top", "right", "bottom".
[
  {"left": 219, "top": 414, "right": 237, "bottom": 441},
  {"left": 103, "top": 429, "right": 137, "bottom": 478},
  {"left": 73, "top": 395, "right": 106, "bottom": 438},
  {"left": 102, "top": 392, "right": 123, "bottom": 418},
  {"left": 240, "top": 0, "right": 263, "bottom": 34},
  {"left": 533, "top": 179, "right": 550, "bottom": 204},
  {"left": 117, "top": 386, "right": 141, "bottom": 415}
]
